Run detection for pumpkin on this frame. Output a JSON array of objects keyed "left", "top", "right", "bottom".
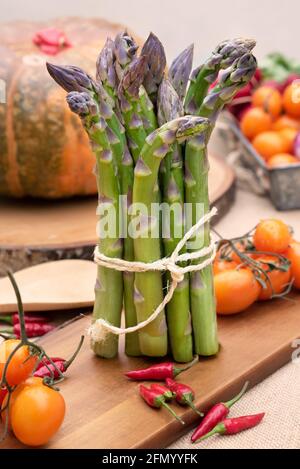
[{"left": 0, "top": 17, "right": 127, "bottom": 198}]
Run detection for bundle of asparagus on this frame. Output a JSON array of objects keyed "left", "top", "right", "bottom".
[{"left": 47, "top": 32, "right": 257, "bottom": 362}]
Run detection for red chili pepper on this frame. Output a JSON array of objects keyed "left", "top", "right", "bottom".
[
  {"left": 193, "top": 413, "right": 265, "bottom": 443},
  {"left": 191, "top": 381, "right": 249, "bottom": 442},
  {"left": 35, "top": 356, "right": 65, "bottom": 371},
  {"left": 165, "top": 378, "right": 203, "bottom": 417},
  {"left": 139, "top": 384, "right": 184, "bottom": 425},
  {"left": 125, "top": 356, "right": 198, "bottom": 381},
  {"left": 0, "top": 387, "right": 8, "bottom": 406},
  {"left": 150, "top": 383, "right": 174, "bottom": 402},
  {"left": 0, "top": 313, "right": 48, "bottom": 326},
  {"left": 15, "top": 323, "right": 55, "bottom": 338},
  {"left": 34, "top": 336, "right": 84, "bottom": 379}
]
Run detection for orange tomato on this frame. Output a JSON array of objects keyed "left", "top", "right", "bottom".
[
  {"left": 215, "top": 269, "right": 261, "bottom": 315},
  {"left": 256, "top": 255, "right": 291, "bottom": 300},
  {"left": 252, "top": 131, "right": 287, "bottom": 160},
  {"left": 282, "top": 83, "right": 300, "bottom": 118},
  {"left": 285, "top": 241, "right": 300, "bottom": 289},
  {"left": 252, "top": 86, "right": 282, "bottom": 118},
  {"left": 253, "top": 219, "right": 291, "bottom": 253},
  {"left": 0, "top": 339, "right": 37, "bottom": 387},
  {"left": 240, "top": 107, "right": 272, "bottom": 139},
  {"left": 278, "top": 128, "right": 298, "bottom": 152},
  {"left": 2, "top": 377, "right": 65, "bottom": 447},
  {"left": 268, "top": 153, "right": 299, "bottom": 168},
  {"left": 213, "top": 259, "right": 238, "bottom": 275},
  {"left": 272, "top": 114, "right": 300, "bottom": 131}
]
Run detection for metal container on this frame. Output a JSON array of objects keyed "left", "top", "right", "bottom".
[{"left": 220, "top": 115, "right": 300, "bottom": 211}]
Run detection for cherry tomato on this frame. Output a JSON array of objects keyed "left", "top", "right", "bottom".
[
  {"left": 213, "top": 259, "right": 238, "bottom": 275},
  {"left": 256, "top": 255, "right": 291, "bottom": 300},
  {"left": 214, "top": 269, "right": 261, "bottom": 315},
  {"left": 253, "top": 219, "right": 291, "bottom": 253},
  {"left": 286, "top": 241, "right": 300, "bottom": 289},
  {"left": 2, "top": 377, "right": 65, "bottom": 447},
  {"left": 0, "top": 339, "right": 37, "bottom": 387}
]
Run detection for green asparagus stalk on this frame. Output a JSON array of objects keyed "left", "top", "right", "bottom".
[
  {"left": 66, "top": 91, "right": 123, "bottom": 358},
  {"left": 133, "top": 116, "right": 210, "bottom": 357},
  {"left": 141, "top": 32, "right": 166, "bottom": 106},
  {"left": 184, "top": 38, "right": 256, "bottom": 114},
  {"left": 97, "top": 100, "right": 141, "bottom": 356},
  {"left": 185, "top": 51, "right": 257, "bottom": 356},
  {"left": 157, "top": 78, "right": 193, "bottom": 362},
  {"left": 168, "top": 44, "right": 194, "bottom": 102},
  {"left": 118, "top": 56, "right": 148, "bottom": 162}
]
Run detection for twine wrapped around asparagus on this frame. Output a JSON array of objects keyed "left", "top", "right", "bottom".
[
  {"left": 88, "top": 207, "right": 217, "bottom": 344},
  {"left": 47, "top": 32, "right": 257, "bottom": 362}
]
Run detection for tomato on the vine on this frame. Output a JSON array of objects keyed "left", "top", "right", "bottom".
[
  {"left": 253, "top": 219, "right": 291, "bottom": 253},
  {"left": 286, "top": 241, "right": 300, "bottom": 289},
  {"left": 0, "top": 339, "right": 37, "bottom": 387},
  {"left": 213, "top": 259, "right": 238, "bottom": 275},
  {"left": 2, "top": 377, "right": 65, "bottom": 447},
  {"left": 256, "top": 255, "right": 291, "bottom": 300},
  {"left": 214, "top": 268, "right": 261, "bottom": 315}
]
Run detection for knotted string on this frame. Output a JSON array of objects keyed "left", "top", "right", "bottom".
[{"left": 88, "top": 207, "right": 217, "bottom": 343}]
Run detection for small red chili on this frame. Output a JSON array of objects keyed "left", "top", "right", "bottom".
[
  {"left": 165, "top": 378, "right": 203, "bottom": 417},
  {"left": 35, "top": 356, "right": 65, "bottom": 371},
  {"left": 1, "top": 322, "right": 55, "bottom": 339},
  {"left": 34, "top": 336, "right": 84, "bottom": 379},
  {"left": 150, "top": 383, "right": 174, "bottom": 402},
  {"left": 125, "top": 356, "right": 198, "bottom": 381},
  {"left": 139, "top": 384, "right": 184, "bottom": 425},
  {"left": 0, "top": 313, "right": 48, "bottom": 325},
  {"left": 191, "top": 381, "right": 249, "bottom": 442},
  {"left": 193, "top": 413, "right": 265, "bottom": 443}
]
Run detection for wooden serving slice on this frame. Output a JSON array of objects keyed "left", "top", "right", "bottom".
[{"left": 0, "top": 259, "right": 96, "bottom": 313}]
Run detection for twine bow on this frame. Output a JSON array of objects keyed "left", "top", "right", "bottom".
[{"left": 88, "top": 207, "right": 217, "bottom": 343}]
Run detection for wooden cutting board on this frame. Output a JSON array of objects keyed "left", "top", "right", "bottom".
[
  {"left": 0, "top": 153, "right": 235, "bottom": 276},
  {"left": 1, "top": 292, "right": 299, "bottom": 449}
]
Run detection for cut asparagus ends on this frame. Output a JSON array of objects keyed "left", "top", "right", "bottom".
[
  {"left": 157, "top": 78, "right": 193, "bottom": 362},
  {"left": 133, "top": 116, "right": 210, "bottom": 357}
]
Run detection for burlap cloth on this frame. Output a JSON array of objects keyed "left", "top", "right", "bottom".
[{"left": 169, "top": 188, "right": 300, "bottom": 449}]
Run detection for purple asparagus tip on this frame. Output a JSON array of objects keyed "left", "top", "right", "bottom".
[
  {"left": 141, "top": 32, "right": 167, "bottom": 100},
  {"left": 46, "top": 63, "right": 95, "bottom": 93},
  {"left": 169, "top": 44, "right": 194, "bottom": 101},
  {"left": 66, "top": 91, "right": 97, "bottom": 117},
  {"left": 118, "top": 55, "right": 147, "bottom": 99},
  {"left": 96, "top": 37, "right": 117, "bottom": 89}
]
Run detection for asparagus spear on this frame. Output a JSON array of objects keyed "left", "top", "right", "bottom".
[
  {"left": 67, "top": 91, "right": 123, "bottom": 358},
  {"left": 141, "top": 32, "right": 167, "bottom": 106},
  {"left": 185, "top": 51, "right": 257, "bottom": 356},
  {"left": 114, "top": 31, "right": 138, "bottom": 81},
  {"left": 184, "top": 38, "right": 256, "bottom": 114},
  {"left": 168, "top": 44, "right": 194, "bottom": 102},
  {"left": 114, "top": 31, "right": 158, "bottom": 135},
  {"left": 118, "top": 56, "right": 148, "bottom": 162},
  {"left": 157, "top": 78, "right": 193, "bottom": 362},
  {"left": 133, "top": 115, "right": 210, "bottom": 357},
  {"left": 96, "top": 38, "right": 117, "bottom": 101}
]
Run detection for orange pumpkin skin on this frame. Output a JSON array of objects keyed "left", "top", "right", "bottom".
[{"left": 0, "top": 18, "right": 125, "bottom": 198}]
